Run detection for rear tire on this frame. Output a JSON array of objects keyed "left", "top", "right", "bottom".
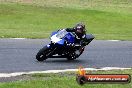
[
  {"left": 36, "top": 46, "right": 50, "bottom": 61},
  {"left": 67, "top": 52, "right": 76, "bottom": 60},
  {"left": 76, "top": 46, "right": 85, "bottom": 58}
]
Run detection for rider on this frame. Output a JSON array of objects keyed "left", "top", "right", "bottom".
[
  {"left": 58, "top": 23, "right": 93, "bottom": 57},
  {"left": 63, "top": 23, "right": 87, "bottom": 46}
]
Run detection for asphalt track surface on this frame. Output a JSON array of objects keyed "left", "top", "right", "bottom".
[{"left": 0, "top": 39, "right": 132, "bottom": 73}]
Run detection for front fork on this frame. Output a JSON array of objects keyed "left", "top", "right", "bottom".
[{"left": 46, "top": 44, "right": 57, "bottom": 57}]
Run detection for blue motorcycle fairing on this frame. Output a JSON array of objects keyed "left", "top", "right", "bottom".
[
  {"left": 64, "top": 33, "right": 75, "bottom": 44},
  {"left": 50, "top": 31, "right": 75, "bottom": 46},
  {"left": 57, "top": 39, "right": 65, "bottom": 45},
  {"left": 56, "top": 32, "right": 75, "bottom": 45}
]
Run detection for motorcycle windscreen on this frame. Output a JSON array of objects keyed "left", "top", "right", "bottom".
[
  {"left": 51, "top": 31, "right": 58, "bottom": 37},
  {"left": 55, "top": 30, "right": 68, "bottom": 45},
  {"left": 64, "top": 33, "right": 75, "bottom": 43}
]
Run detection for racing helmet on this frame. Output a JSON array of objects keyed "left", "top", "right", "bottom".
[{"left": 74, "top": 23, "right": 86, "bottom": 38}]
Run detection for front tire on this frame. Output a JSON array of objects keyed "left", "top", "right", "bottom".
[{"left": 36, "top": 46, "right": 50, "bottom": 61}]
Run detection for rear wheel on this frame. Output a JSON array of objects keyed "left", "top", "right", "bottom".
[
  {"left": 76, "top": 46, "right": 85, "bottom": 58},
  {"left": 67, "top": 52, "right": 76, "bottom": 60},
  {"left": 36, "top": 46, "right": 50, "bottom": 61},
  {"left": 67, "top": 46, "right": 85, "bottom": 60}
]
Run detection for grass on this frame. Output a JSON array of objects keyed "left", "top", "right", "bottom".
[
  {"left": 0, "top": 0, "right": 132, "bottom": 40},
  {"left": 0, "top": 69, "right": 132, "bottom": 88}
]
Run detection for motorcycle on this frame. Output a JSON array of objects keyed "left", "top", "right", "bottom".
[{"left": 36, "top": 29, "right": 94, "bottom": 61}]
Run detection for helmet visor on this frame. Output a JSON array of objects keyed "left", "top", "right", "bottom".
[{"left": 76, "top": 26, "right": 83, "bottom": 33}]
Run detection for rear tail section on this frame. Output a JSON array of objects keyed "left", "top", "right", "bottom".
[{"left": 83, "top": 34, "right": 95, "bottom": 45}]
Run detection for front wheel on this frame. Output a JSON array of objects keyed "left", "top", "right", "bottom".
[{"left": 36, "top": 46, "right": 50, "bottom": 61}]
